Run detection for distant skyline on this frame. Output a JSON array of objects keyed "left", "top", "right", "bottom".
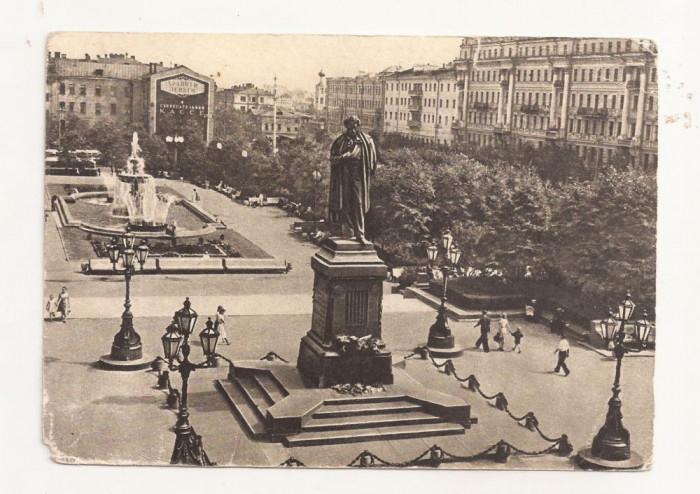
[{"left": 49, "top": 33, "right": 463, "bottom": 93}]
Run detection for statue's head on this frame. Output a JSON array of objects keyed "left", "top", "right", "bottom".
[{"left": 343, "top": 115, "right": 361, "bottom": 135}]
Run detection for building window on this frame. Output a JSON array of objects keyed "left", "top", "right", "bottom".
[
  {"left": 59, "top": 101, "right": 66, "bottom": 111},
  {"left": 648, "top": 96, "right": 654, "bottom": 111},
  {"left": 69, "top": 102, "right": 74, "bottom": 112},
  {"left": 573, "top": 69, "right": 578, "bottom": 82},
  {"left": 614, "top": 69, "right": 619, "bottom": 82},
  {"left": 633, "top": 95, "right": 639, "bottom": 110},
  {"left": 95, "top": 86, "right": 101, "bottom": 97},
  {"left": 80, "top": 102, "right": 86, "bottom": 114},
  {"left": 59, "top": 83, "right": 65, "bottom": 95},
  {"left": 80, "top": 85, "right": 86, "bottom": 96},
  {"left": 95, "top": 103, "right": 101, "bottom": 115},
  {"left": 608, "top": 41, "right": 613, "bottom": 52},
  {"left": 611, "top": 95, "right": 616, "bottom": 108},
  {"left": 110, "top": 103, "right": 116, "bottom": 115},
  {"left": 591, "top": 43, "right": 596, "bottom": 53},
  {"left": 589, "top": 69, "right": 594, "bottom": 81},
  {"left": 597, "top": 70, "right": 601, "bottom": 82},
  {"left": 544, "top": 70, "right": 548, "bottom": 81},
  {"left": 69, "top": 84, "right": 75, "bottom": 95},
  {"left": 617, "top": 41, "right": 622, "bottom": 52},
  {"left": 620, "top": 95, "right": 625, "bottom": 109},
  {"left": 563, "top": 45, "right": 567, "bottom": 55},
  {"left": 603, "top": 94, "right": 608, "bottom": 108}
]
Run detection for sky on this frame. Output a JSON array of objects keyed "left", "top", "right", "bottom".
[{"left": 49, "top": 33, "right": 463, "bottom": 94}]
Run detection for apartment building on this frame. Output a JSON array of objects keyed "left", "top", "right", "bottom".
[
  {"left": 383, "top": 65, "right": 460, "bottom": 146},
  {"left": 453, "top": 37, "right": 658, "bottom": 167}
]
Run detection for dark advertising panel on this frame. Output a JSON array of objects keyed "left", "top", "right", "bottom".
[{"left": 156, "top": 74, "right": 209, "bottom": 140}]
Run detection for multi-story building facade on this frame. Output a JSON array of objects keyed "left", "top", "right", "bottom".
[
  {"left": 383, "top": 65, "right": 460, "bottom": 146},
  {"left": 216, "top": 83, "right": 273, "bottom": 113},
  {"left": 453, "top": 37, "right": 658, "bottom": 168},
  {"left": 46, "top": 51, "right": 216, "bottom": 145},
  {"left": 253, "top": 108, "right": 312, "bottom": 141},
  {"left": 325, "top": 69, "right": 396, "bottom": 136}
]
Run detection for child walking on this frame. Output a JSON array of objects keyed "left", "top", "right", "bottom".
[
  {"left": 510, "top": 326, "right": 524, "bottom": 353},
  {"left": 46, "top": 294, "right": 58, "bottom": 321}
]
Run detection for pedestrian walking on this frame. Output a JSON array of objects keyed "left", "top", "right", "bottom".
[
  {"left": 496, "top": 312, "right": 511, "bottom": 351},
  {"left": 474, "top": 310, "right": 491, "bottom": 353},
  {"left": 214, "top": 306, "right": 230, "bottom": 345},
  {"left": 45, "top": 294, "right": 58, "bottom": 321},
  {"left": 510, "top": 326, "right": 523, "bottom": 353},
  {"left": 57, "top": 286, "right": 70, "bottom": 323},
  {"left": 553, "top": 334, "right": 570, "bottom": 376}
]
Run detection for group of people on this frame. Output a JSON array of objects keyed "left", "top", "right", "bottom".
[
  {"left": 473, "top": 309, "right": 571, "bottom": 377},
  {"left": 474, "top": 311, "right": 523, "bottom": 353},
  {"left": 45, "top": 286, "right": 70, "bottom": 323}
]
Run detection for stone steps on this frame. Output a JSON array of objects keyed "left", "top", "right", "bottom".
[
  {"left": 216, "top": 379, "right": 267, "bottom": 438},
  {"left": 303, "top": 411, "right": 443, "bottom": 432},
  {"left": 284, "top": 422, "right": 465, "bottom": 447},
  {"left": 312, "top": 400, "right": 423, "bottom": 419}
]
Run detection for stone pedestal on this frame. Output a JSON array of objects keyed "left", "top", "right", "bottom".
[{"left": 297, "top": 238, "right": 393, "bottom": 388}]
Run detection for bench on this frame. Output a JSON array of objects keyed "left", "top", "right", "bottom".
[{"left": 156, "top": 258, "right": 225, "bottom": 273}]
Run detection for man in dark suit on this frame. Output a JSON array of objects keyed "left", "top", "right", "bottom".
[{"left": 474, "top": 310, "right": 491, "bottom": 353}]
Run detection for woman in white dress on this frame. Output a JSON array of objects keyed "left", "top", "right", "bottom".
[
  {"left": 215, "top": 306, "right": 230, "bottom": 345},
  {"left": 497, "top": 313, "right": 511, "bottom": 351}
]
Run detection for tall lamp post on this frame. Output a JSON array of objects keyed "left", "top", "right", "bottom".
[
  {"left": 166, "top": 135, "right": 185, "bottom": 176},
  {"left": 312, "top": 169, "right": 322, "bottom": 216},
  {"left": 98, "top": 233, "right": 153, "bottom": 370},
  {"left": 161, "top": 297, "right": 226, "bottom": 466},
  {"left": 425, "top": 232, "right": 463, "bottom": 357},
  {"left": 577, "top": 292, "right": 653, "bottom": 470}
]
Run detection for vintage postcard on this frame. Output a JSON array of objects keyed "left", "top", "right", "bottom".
[{"left": 43, "top": 32, "right": 656, "bottom": 470}]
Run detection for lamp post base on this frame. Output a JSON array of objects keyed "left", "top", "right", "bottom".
[
  {"left": 171, "top": 423, "right": 215, "bottom": 466},
  {"left": 426, "top": 345, "right": 463, "bottom": 358},
  {"left": 575, "top": 447, "right": 646, "bottom": 470},
  {"left": 98, "top": 354, "right": 154, "bottom": 371}
]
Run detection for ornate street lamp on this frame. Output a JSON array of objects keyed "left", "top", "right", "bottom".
[
  {"left": 162, "top": 299, "right": 232, "bottom": 466},
  {"left": 578, "top": 293, "right": 651, "bottom": 470},
  {"left": 165, "top": 135, "right": 185, "bottom": 173},
  {"left": 98, "top": 232, "right": 151, "bottom": 370},
  {"left": 634, "top": 311, "right": 653, "bottom": 348},
  {"left": 312, "top": 169, "right": 322, "bottom": 215},
  {"left": 599, "top": 310, "right": 619, "bottom": 346},
  {"left": 425, "top": 232, "right": 463, "bottom": 357}
]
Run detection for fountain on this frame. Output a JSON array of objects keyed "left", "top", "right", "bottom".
[{"left": 109, "top": 132, "right": 175, "bottom": 233}]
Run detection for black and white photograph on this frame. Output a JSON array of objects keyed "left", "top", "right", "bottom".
[
  {"left": 42, "top": 31, "right": 657, "bottom": 470},
  {"left": 4, "top": 1, "right": 699, "bottom": 491}
]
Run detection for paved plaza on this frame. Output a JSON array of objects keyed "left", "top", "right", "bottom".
[{"left": 43, "top": 178, "right": 654, "bottom": 469}]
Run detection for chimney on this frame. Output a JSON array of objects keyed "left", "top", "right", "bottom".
[
  {"left": 61, "top": 54, "right": 66, "bottom": 58},
  {"left": 131, "top": 55, "right": 135, "bottom": 60},
  {"left": 54, "top": 51, "right": 60, "bottom": 58},
  {"left": 159, "top": 61, "right": 163, "bottom": 66},
  {"left": 85, "top": 53, "right": 90, "bottom": 60}
]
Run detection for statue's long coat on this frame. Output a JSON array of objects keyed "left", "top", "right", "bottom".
[{"left": 328, "top": 130, "right": 377, "bottom": 227}]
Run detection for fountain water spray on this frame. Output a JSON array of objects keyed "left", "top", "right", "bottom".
[{"left": 108, "top": 132, "right": 175, "bottom": 229}]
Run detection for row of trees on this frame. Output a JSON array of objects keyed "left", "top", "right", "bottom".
[
  {"left": 47, "top": 114, "right": 656, "bottom": 316},
  {"left": 368, "top": 147, "right": 656, "bottom": 318}
]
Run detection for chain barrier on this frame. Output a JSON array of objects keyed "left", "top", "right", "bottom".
[
  {"left": 259, "top": 351, "right": 290, "bottom": 363},
  {"left": 280, "top": 457, "right": 306, "bottom": 467},
  {"left": 281, "top": 436, "right": 571, "bottom": 468},
  {"left": 413, "top": 347, "right": 567, "bottom": 445}
]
